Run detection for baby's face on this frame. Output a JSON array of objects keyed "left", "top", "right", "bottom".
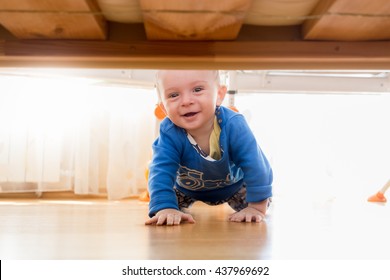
[{"left": 157, "top": 70, "right": 226, "bottom": 135}]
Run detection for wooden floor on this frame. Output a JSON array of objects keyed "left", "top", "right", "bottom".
[{"left": 0, "top": 195, "right": 389, "bottom": 260}]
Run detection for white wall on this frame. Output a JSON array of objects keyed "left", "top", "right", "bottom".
[{"left": 237, "top": 93, "right": 390, "bottom": 201}]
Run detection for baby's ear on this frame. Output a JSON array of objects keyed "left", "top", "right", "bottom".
[
  {"left": 158, "top": 102, "right": 167, "bottom": 114},
  {"left": 216, "top": 85, "right": 227, "bottom": 106}
]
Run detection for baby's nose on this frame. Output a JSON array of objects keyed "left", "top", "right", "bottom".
[{"left": 181, "top": 92, "right": 194, "bottom": 105}]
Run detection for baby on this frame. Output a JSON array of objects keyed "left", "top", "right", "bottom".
[{"left": 145, "top": 70, "right": 273, "bottom": 226}]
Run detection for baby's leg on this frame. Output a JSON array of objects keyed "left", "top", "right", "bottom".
[
  {"left": 174, "top": 188, "right": 196, "bottom": 211},
  {"left": 227, "top": 185, "right": 248, "bottom": 212},
  {"left": 227, "top": 184, "right": 272, "bottom": 212}
]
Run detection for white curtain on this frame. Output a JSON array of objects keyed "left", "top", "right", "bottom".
[{"left": 0, "top": 75, "right": 156, "bottom": 200}]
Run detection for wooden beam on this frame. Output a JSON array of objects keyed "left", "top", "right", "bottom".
[
  {"left": 303, "top": 0, "right": 390, "bottom": 41},
  {"left": 0, "top": 0, "right": 107, "bottom": 39},
  {"left": 1, "top": 38, "right": 390, "bottom": 70}
]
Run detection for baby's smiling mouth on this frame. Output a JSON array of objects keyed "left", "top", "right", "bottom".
[{"left": 183, "top": 112, "right": 198, "bottom": 117}]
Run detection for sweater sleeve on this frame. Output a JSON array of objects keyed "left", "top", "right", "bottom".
[
  {"left": 227, "top": 114, "right": 273, "bottom": 202},
  {"left": 148, "top": 125, "right": 182, "bottom": 217}
]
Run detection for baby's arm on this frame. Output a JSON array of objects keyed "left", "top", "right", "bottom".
[
  {"left": 228, "top": 198, "right": 268, "bottom": 223},
  {"left": 145, "top": 208, "right": 195, "bottom": 226}
]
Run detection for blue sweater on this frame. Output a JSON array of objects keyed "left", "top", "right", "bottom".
[{"left": 148, "top": 106, "right": 273, "bottom": 217}]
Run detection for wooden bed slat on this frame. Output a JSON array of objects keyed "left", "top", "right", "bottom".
[
  {"left": 0, "top": 0, "right": 107, "bottom": 39},
  {"left": 303, "top": 0, "right": 390, "bottom": 41},
  {"left": 139, "top": 0, "right": 253, "bottom": 40}
]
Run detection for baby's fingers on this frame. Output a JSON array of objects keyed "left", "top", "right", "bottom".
[
  {"left": 159, "top": 213, "right": 195, "bottom": 225},
  {"left": 164, "top": 214, "right": 182, "bottom": 226},
  {"left": 228, "top": 212, "right": 264, "bottom": 223},
  {"left": 157, "top": 214, "right": 171, "bottom": 225},
  {"left": 181, "top": 213, "right": 196, "bottom": 224},
  {"left": 145, "top": 216, "right": 159, "bottom": 225},
  {"left": 228, "top": 212, "right": 244, "bottom": 223},
  {"left": 145, "top": 211, "right": 196, "bottom": 226},
  {"left": 145, "top": 214, "right": 170, "bottom": 226},
  {"left": 246, "top": 214, "right": 263, "bottom": 223}
]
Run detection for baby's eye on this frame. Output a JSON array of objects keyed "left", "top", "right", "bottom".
[
  {"left": 193, "top": 86, "right": 204, "bottom": 93},
  {"left": 168, "top": 92, "right": 179, "bottom": 99}
]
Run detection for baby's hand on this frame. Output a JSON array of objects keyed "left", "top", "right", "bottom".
[
  {"left": 228, "top": 206, "right": 265, "bottom": 223},
  {"left": 145, "top": 208, "right": 195, "bottom": 226}
]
